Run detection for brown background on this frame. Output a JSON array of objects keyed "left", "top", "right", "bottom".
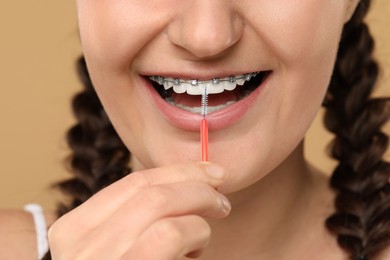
[{"left": 0, "top": 1, "right": 389, "bottom": 210}]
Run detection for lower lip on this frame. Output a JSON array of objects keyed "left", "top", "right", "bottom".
[{"left": 143, "top": 73, "right": 272, "bottom": 131}]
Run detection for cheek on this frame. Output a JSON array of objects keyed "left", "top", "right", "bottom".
[
  {"left": 219, "top": 1, "right": 349, "bottom": 191},
  {"left": 257, "top": 0, "right": 347, "bottom": 136},
  {"left": 250, "top": 0, "right": 346, "bottom": 66},
  {"left": 77, "top": 0, "right": 174, "bottom": 71}
]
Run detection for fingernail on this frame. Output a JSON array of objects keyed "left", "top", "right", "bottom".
[
  {"left": 202, "top": 163, "right": 225, "bottom": 179},
  {"left": 219, "top": 195, "right": 231, "bottom": 214}
]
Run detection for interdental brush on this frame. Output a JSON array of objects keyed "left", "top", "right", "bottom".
[{"left": 201, "top": 85, "right": 209, "bottom": 162}]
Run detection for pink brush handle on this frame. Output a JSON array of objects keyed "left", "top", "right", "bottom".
[{"left": 201, "top": 118, "right": 209, "bottom": 162}]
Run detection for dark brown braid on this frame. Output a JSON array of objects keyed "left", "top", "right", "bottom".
[
  {"left": 56, "top": 56, "right": 132, "bottom": 216},
  {"left": 323, "top": 1, "right": 390, "bottom": 259},
  {"left": 43, "top": 57, "right": 131, "bottom": 259}
]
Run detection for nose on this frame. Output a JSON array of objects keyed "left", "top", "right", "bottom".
[{"left": 166, "top": 0, "right": 244, "bottom": 59}]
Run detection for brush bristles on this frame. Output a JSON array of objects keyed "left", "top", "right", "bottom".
[{"left": 201, "top": 86, "right": 208, "bottom": 117}]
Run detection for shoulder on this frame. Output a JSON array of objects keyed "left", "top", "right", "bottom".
[
  {"left": 0, "top": 208, "right": 56, "bottom": 259},
  {"left": 0, "top": 209, "right": 37, "bottom": 259}
]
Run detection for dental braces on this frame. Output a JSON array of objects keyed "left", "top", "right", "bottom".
[{"left": 150, "top": 72, "right": 259, "bottom": 87}]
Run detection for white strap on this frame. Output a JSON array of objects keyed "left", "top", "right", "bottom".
[{"left": 24, "top": 204, "right": 49, "bottom": 260}]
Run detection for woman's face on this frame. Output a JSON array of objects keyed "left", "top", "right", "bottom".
[{"left": 76, "top": 0, "right": 358, "bottom": 193}]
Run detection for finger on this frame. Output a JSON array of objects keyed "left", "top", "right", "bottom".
[
  {"left": 83, "top": 181, "right": 230, "bottom": 253},
  {"left": 121, "top": 215, "right": 211, "bottom": 260},
  {"left": 61, "top": 162, "right": 226, "bottom": 231}
]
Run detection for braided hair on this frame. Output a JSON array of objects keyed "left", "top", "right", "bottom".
[
  {"left": 42, "top": 58, "right": 131, "bottom": 260},
  {"left": 43, "top": 1, "right": 389, "bottom": 259},
  {"left": 324, "top": 1, "right": 390, "bottom": 259},
  {"left": 54, "top": 57, "right": 131, "bottom": 217}
]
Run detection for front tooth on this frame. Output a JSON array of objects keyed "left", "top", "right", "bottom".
[
  {"left": 187, "top": 84, "right": 204, "bottom": 95},
  {"left": 208, "top": 82, "right": 225, "bottom": 94}
]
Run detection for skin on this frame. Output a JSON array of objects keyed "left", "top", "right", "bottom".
[{"left": 46, "top": 0, "right": 363, "bottom": 259}]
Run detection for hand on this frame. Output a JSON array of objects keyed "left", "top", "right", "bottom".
[{"left": 48, "top": 162, "right": 231, "bottom": 259}]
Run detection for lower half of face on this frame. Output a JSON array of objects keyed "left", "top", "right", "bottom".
[{"left": 77, "top": 0, "right": 350, "bottom": 194}]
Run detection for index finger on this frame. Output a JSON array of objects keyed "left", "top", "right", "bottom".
[{"left": 58, "top": 162, "right": 226, "bottom": 229}]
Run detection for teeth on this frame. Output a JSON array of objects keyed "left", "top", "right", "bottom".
[
  {"left": 221, "top": 81, "right": 236, "bottom": 91},
  {"left": 165, "top": 97, "right": 235, "bottom": 114},
  {"left": 173, "top": 84, "right": 187, "bottom": 94},
  {"left": 236, "top": 78, "right": 246, "bottom": 86},
  {"left": 150, "top": 72, "right": 259, "bottom": 95}
]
